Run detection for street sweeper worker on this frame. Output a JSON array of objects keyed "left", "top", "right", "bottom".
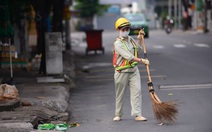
[{"left": 113, "top": 17, "right": 149, "bottom": 121}]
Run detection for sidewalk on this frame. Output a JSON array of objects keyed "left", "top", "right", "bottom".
[
  {"left": 0, "top": 49, "right": 76, "bottom": 131},
  {"left": 168, "top": 28, "right": 212, "bottom": 35}
]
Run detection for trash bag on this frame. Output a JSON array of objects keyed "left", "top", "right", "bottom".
[
  {"left": 55, "top": 123, "right": 69, "bottom": 131},
  {"left": 38, "top": 123, "right": 55, "bottom": 130},
  {"left": 38, "top": 123, "right": 69, "bottom": 131},
  {"left": 0, "top": 84, "right": 19, "bottom": 99}
]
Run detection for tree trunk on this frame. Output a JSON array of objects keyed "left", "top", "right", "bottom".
[
  {"left": 52, "top": 0, "right": 64, "bottom": 32},
  {"left": 30, "top": 0, "right": 52, "bottom": 74}
]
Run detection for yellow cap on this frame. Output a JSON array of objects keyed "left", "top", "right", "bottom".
[{"left": 115, "top": 17, "right": 131, "bottom": 30}]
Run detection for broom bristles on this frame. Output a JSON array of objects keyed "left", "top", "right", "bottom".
[{"left": 150, "top": 93, "right": 178, "bottom": 123}]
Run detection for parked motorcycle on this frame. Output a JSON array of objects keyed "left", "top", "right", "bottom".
[{"left": 164, "top": 17, "right": 174, "bottom": 34}]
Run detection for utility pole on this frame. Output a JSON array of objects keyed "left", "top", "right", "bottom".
[
  {"left": 174, "top": 0, "right": 177, "bottom": 29},
  {"left": 64, "top": 5, "right": 71, "bottom": 50},
  {"left": 64, "top": 0, "right": 72, "bottom": 50},
  {"left": 204, "top": 0, "right": 210, "bottom": 33},
  {"left": 178, "top": 0, "right": 182, "bottom": 29},
  {"left": 194, "top": 0, "right": 197, "bottom": 29},
  {"left": 168, "top": 0, "right": 172, "bottom": 17}
]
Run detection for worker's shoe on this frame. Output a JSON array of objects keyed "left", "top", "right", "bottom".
[
  {"left": 135, "top": 116, "right": 147, "bottom": 121},
  {"left": 113, "top": 116, "right": 121, "bottom": 122}
]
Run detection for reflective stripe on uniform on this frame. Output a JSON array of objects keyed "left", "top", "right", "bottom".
[{"left": 113, "top": 38, "right": 138, "bottom": 71}]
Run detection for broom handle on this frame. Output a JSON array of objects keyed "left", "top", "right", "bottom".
[
  {"left": 139, "top": 34, "right": 153, "bottom": 90},
  {"left": 139, "top": 31, "right": 162, "bottom": 102}
]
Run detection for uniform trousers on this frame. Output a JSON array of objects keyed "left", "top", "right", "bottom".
[{"left": 114, "top": 68, "right": 142, "bottom": 117}]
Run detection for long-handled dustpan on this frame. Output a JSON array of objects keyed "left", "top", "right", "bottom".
[{"left": 138, "top": 29, "right": 178, "bottom": 123}]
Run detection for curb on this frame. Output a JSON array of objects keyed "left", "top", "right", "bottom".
[{"left": 0, "top": 50, "right": 76, "bottom": 131}]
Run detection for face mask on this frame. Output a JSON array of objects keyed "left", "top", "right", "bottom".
[{"left": 120, "top": 30, "right": 130, "bottom": 37}]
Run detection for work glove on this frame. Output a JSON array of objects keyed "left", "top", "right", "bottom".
[
  {"left": 140, "top": 58, "right": 149, "bottom": 65},
  {"left": 137, "top": 28, "right": 145, "bottom": 39}
]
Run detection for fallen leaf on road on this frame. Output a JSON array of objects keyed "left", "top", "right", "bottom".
[
  {"left": 70, "top": 122, "right": 80, "bottom": 127},
  {"left": 168, "top": 93, "right": 173, "bottom": 96}
]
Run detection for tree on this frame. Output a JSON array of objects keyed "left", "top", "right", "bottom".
[
  {"left": 0, "top": 0, "right": 14, "bottom": 41},
  {"left": 8, "top": 0, "right": 32, "bottom": 54},
  {"left": 1, "top": 0, "right": 66, "bottom": 74},
  {"left": 30, "top": 0, "right": 65, "bottom": 74},
  {"left": 52, "top": 0, "right": 64, "bottom": 32},
  {"left": 74, "top": 0, "right": 109, "bottom": 29},
  {"left": 30, "top": 0, "right": 53, "bottom": 74}
]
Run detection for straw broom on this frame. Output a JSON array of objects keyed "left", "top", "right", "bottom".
[{"left": 137, "top": 29, "right": 178, "bottom": 123}]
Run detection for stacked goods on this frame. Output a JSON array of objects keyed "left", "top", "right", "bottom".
[
  {"left": 0, "top": 45, "right": 16, "bottom": 58},
  {"left": 0, "top": 45, "right": 27, "bottom": 68}
]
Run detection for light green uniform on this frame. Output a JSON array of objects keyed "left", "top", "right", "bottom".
[{"left": 114, "top": 36, "right": 142, "bottom": 117}]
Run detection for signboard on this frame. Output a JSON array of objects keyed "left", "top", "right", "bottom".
[{"left": 45, "top": 32, "right": 63, "bottom": 75}]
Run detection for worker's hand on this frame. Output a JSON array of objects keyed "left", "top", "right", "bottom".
[
  {"left": 137, "top": 29, "right": 145, "bottom": 39},
  {"left": 140, "top": 58, "right": 149, "bottom": 65}
]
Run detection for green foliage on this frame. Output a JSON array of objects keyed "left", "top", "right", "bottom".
[
  {"left": 160, "top": 10, "right": 168, "bottom": 28},
  {"left": 8, "top": 0, "right": 32, "bottom": 23},
  {"left": 74, "top": 0, "right": 110, "bottom": 18},
  {"left": 197, "top": 0, "right": 204, "bottom": 11}
]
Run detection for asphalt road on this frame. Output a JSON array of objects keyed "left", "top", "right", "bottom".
[{"left": 68, "top": 30, "right": 212, "bottom": 132}]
